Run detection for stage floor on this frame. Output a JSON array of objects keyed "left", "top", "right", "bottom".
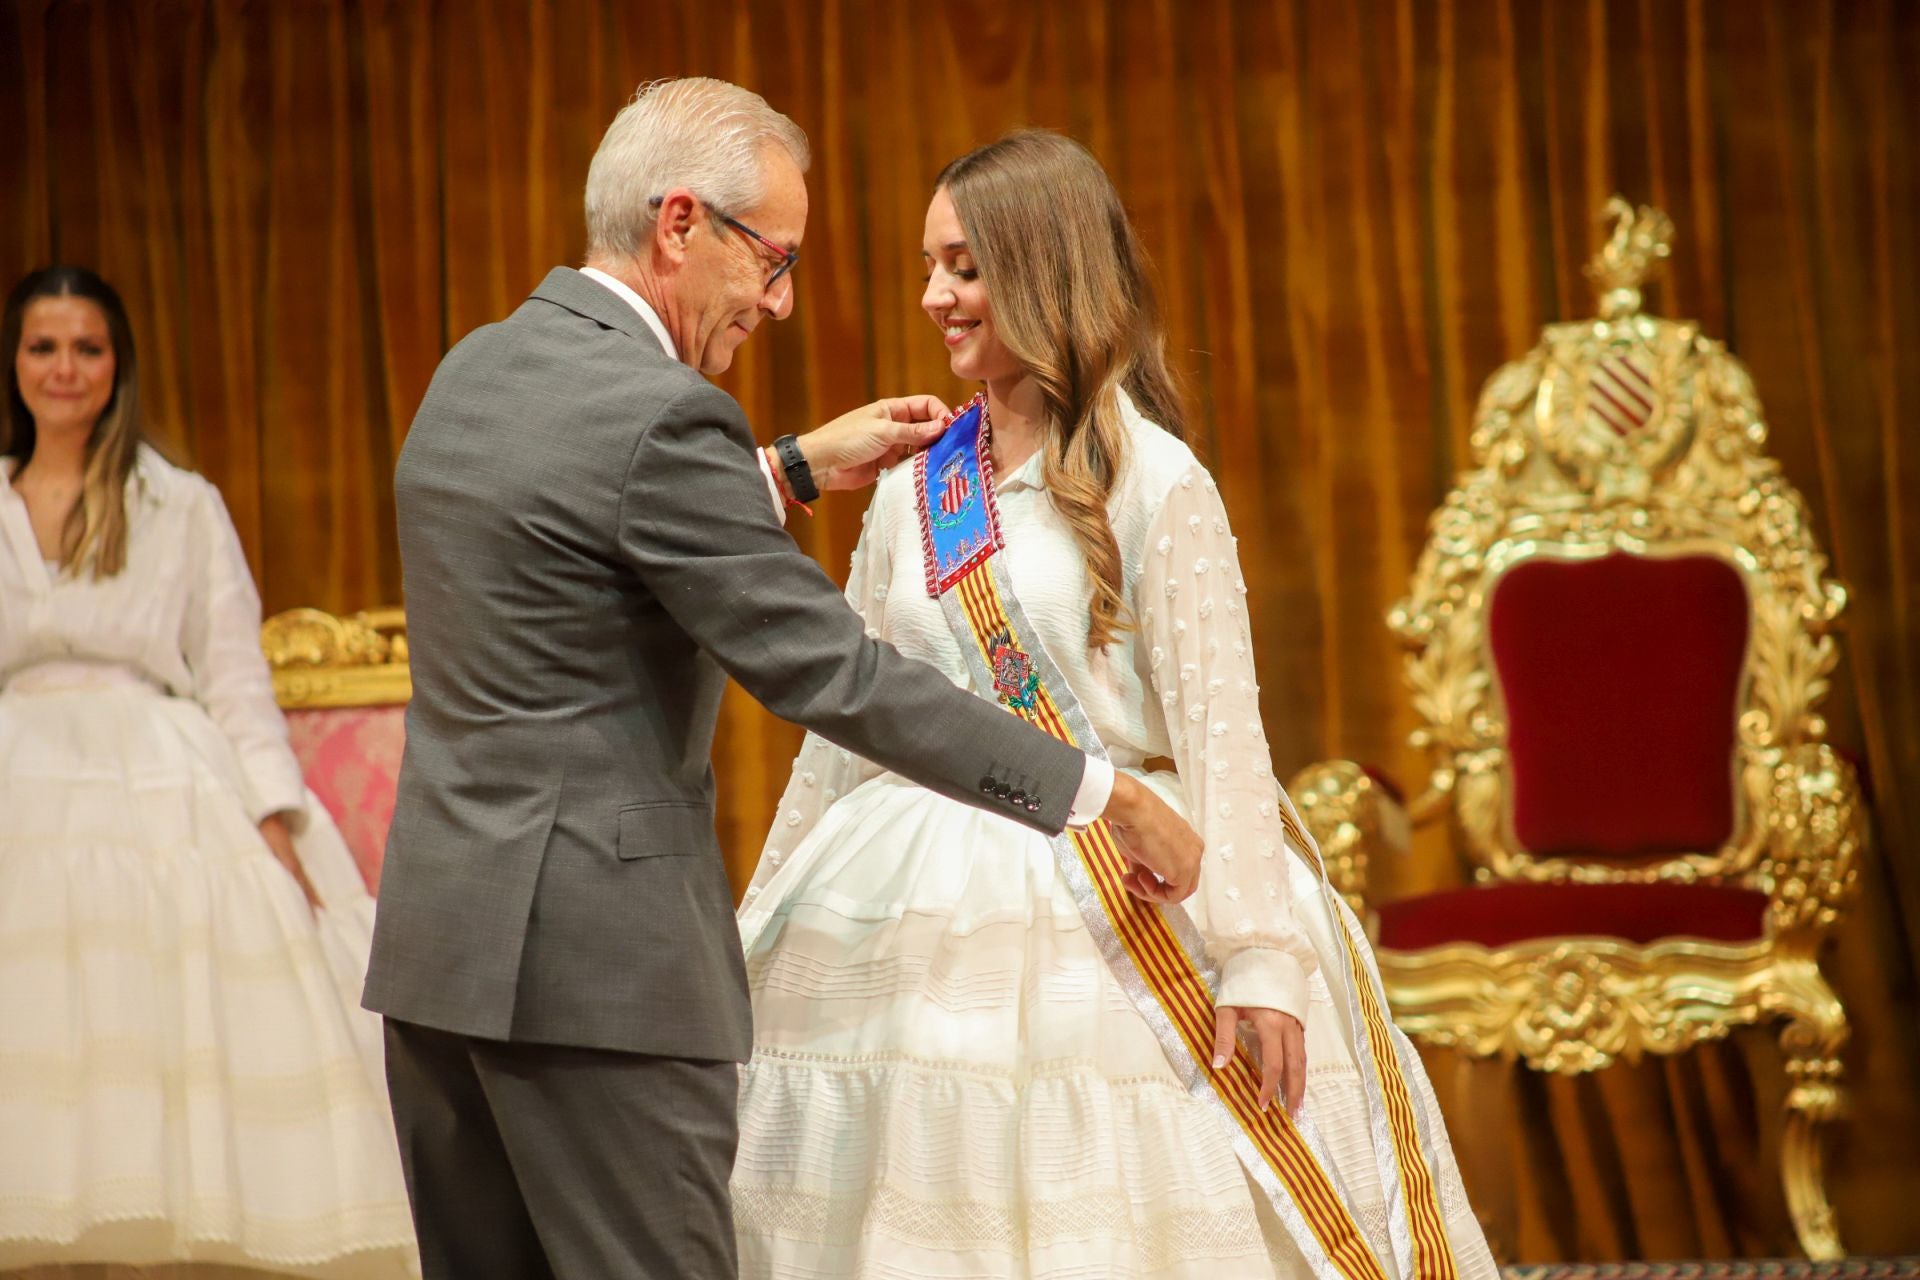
[{"left": 1506, "top": 1260, "right": 1920, "bottom": 1280}]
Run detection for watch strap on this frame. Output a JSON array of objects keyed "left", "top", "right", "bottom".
[{"left": 772, "top": 433, "right": 819, "bottom": 503}]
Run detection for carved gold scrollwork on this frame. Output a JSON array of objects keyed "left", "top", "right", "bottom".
[
  {"left": 262, "top": 607, "right": 393, "bottom": 667},
  {"left": 1376, "top": 937, "right": 1773, "bottom": 1075},
  {"left": 1761, "top": 743, "right": 1864, "bottom": 942},
  {"left": 1286, "top": 760, "right": 1408, "bottom": 914},
  {"left": 262, "top": 606, "right": 411, "bottom": 709}
]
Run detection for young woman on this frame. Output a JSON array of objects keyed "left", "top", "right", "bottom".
[{"left": 730, "top": 133, "right": 1494, "bottom": 1279}]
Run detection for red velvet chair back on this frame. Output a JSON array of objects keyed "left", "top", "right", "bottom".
[{"left": 1488, "top": 552, "right": 1749, "bottom": 862}]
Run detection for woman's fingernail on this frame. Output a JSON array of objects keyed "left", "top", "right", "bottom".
[{"left": 1212, "top": 1053, "right": 1228, "bottom": 1070}]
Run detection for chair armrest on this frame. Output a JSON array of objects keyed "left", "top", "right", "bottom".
[
  {"left": 1287, "top": 759, "right": 1410, "bottom": 913},
  {"left": 1762, "top": 742, "right": 1865, "bottom": 950}
]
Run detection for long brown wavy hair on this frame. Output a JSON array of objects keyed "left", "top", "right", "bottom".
[
  {"left": 2, "top": 265, "right": 146, "bottom": 579},
  {"left": 937, "top": 130, "right": 1189, "bottom": 649}
]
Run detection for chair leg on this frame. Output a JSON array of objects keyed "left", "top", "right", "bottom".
[{"left": 1773, "top": 958, "right": 1848, "bottom": 1260}]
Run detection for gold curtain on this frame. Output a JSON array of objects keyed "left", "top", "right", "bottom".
[{"left": 5, "top": 0, "right": 1916, "bottom": 1260}]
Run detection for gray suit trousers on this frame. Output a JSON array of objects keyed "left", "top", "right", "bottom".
[{"left": 383, "top": 1017, "right": 738, "bottom": 1279}]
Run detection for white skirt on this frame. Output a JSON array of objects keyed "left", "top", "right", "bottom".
[
  {"left": 0, "top": 675, "right": 417, "bottom": 1278},
  {"left": 734, "top": 771, "right": 1496, "bottom": 1280}
]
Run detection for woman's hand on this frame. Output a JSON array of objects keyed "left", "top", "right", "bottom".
[
  {"left": 258, "top": 813, "right": 320, "bottom": 913},
  {"left": 1213, "top": 1004, "right": 1306, "bottom": 1116}
]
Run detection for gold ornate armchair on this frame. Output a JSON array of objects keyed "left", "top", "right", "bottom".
[
  {"left": 262, "top": 607, "right": 411, "bottom": 890},
  {"left": 1289, "top": 200, "right": 1864, "bottom": 1259}
]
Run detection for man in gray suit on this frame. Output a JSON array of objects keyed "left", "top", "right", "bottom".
[{"left": 364, "top": 78, "right": 1203, "bottom": 1279}]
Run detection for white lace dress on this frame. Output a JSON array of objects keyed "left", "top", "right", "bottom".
[
  {"left": 733, "top": 400, "right": 1497, "bottom": 1279},
  {"left": 0, "top": 449, "right": 416, "bottom": 1278}
]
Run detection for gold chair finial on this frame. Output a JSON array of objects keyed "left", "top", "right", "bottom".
[{"left": 1586, "top": 195, "right": 1674, "bottom": 320}]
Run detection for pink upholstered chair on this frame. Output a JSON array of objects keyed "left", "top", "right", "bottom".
[
  {"left": 1288, "top": 201, "right": 1865, "bottom": 1258},
  {"left": 262, "top": 607, "right": 409, "bottom": 891}
]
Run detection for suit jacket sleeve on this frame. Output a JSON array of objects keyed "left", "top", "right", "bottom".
[
  {"left": 744, "top": 490, "right": 893, "bottom": 911},
  {"left": 616, "top": 379, "right": 1087, "bottom": 835}
]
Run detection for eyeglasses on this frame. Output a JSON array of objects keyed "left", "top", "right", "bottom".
[{"left": 648, "top": 194, "right": 799, "bottom": 288}]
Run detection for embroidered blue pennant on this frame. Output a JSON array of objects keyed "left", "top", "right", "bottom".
[{"left": 916, "top": 397, "right": 1003, "bottom": 596}]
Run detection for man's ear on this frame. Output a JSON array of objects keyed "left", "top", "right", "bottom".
[{"left": 652, "top": 189, "right": 700, "bottom": 264}]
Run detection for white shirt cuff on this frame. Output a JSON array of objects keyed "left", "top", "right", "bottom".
[
  {"left": 1065, "top": 757, "right": 1114, "bottom": 829},
  {"left": 238, "top": 746, "right": 310, "bottom": 829},
  {"left": 758, "top": 448, "right": 787, "bottom": 525},
  {"left": 1216, "top": 949, "right": 1311, "bottom": 1024}
]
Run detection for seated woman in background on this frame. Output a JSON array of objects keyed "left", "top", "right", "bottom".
[{"left": 0, "top": 265, "right": 416, "bottom": 1278}]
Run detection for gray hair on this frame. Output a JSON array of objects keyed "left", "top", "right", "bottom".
[{"left": 584, "top": 77, "right": 810, "bottom": 261}]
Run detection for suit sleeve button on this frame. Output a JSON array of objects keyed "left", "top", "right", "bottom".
[
  {"left": 980, "top": 776, "right": 997, "bottom": 794},
  {"left": 1008, "top": 790, "right": 1026, "bottom": 807}
]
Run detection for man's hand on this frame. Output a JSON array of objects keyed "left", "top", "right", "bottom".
[
  {"left": 1213, "top": 1005, "right": 1306, "bottom": 1115},
  {"left": 795, "top": 395, "right": 951, "bottom": 491},
  {"left": 1102, "top": 773, "right": 1203, "bottom": 904}
]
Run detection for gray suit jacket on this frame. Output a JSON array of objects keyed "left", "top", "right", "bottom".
[{"left": 363, "top": 267, "right": 1087, "bottom": 1062}]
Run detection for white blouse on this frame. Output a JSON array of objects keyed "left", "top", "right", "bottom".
[
  {"left": 0, "top": 446, "right": 306, "bottom": 823},
  {"left": 747, "top": 395, "right": 1319, "bottom": 1020}
]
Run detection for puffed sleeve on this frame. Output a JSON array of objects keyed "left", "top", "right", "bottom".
[
  {"left": 1137, "top": 462, "right": 1318, "bottom": 1022},
  {"left": 739, "top": 487, "right": 892, "bottom": 910},
  {"left": 179, "top": 478, "right": 308, "bottom": 824}
]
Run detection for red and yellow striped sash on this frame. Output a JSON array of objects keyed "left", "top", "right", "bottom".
[{"left": 919, "top": 396, "right": 1459, "bottom": 1279}]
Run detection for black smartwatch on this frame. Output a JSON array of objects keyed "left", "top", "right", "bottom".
[{"left": 772, "top": 434, "right": 819, "bottom": 503}]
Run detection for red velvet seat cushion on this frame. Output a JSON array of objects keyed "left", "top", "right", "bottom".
[
  {"left": 1375, "top": 881, "right": 1769, "bottom": 950},
  {"left": 1490, "top": 553, "right": 1749, "bottom": 859}
]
